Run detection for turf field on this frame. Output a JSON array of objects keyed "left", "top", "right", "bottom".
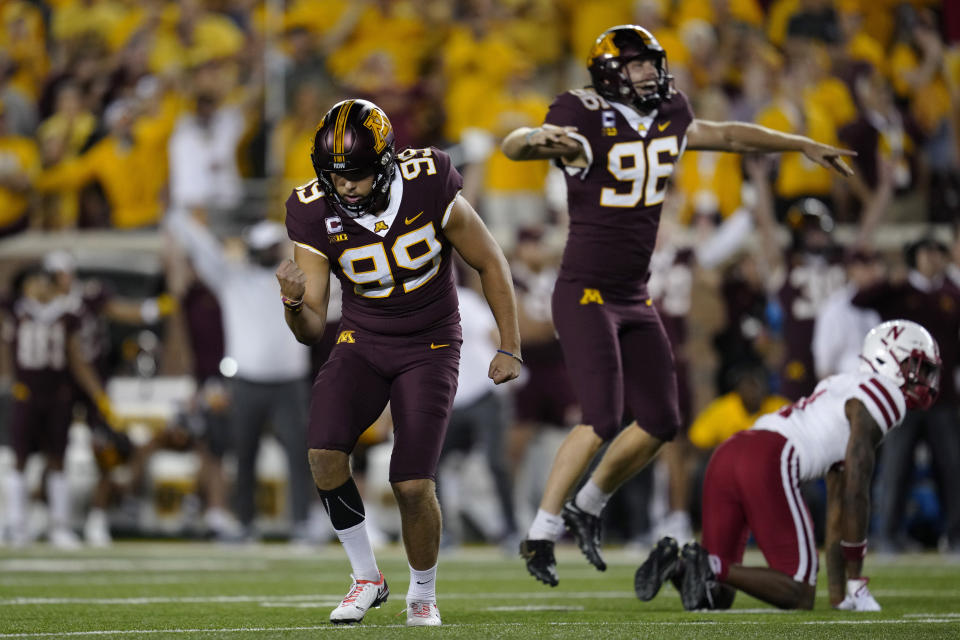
[{"left": 0, "top": 542, "right": 958, "bottom": 639}]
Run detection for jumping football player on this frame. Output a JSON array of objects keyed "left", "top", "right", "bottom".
[{"left": 501, "top": 24, "right": 857, "bottom": 586}]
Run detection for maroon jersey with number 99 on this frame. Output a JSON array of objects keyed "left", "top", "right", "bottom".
[{"left": 285, "top": 147, "right": 463, "bottom": 338}]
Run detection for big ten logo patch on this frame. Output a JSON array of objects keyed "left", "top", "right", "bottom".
[
  {"left": 337, "top": 330, "right": 356, "bottom": 344},
  {"left": 580, "top": 288, "right": 605, "bottom": 305}
]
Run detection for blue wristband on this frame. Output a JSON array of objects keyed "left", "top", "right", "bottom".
[{"left": 497, "top": 349, "right": 523, "bottom": 364}]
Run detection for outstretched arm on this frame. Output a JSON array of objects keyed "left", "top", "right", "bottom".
[
  {"left": 501, "top": 124, "right": 585, "bottom": 163},
  {"left": 686, "top": 119, "right": 856, "bottom": 177},
  {"left": 164, "top": 209, "right": 231, "bottom": 288},
  {"left": 276, "top": 243, "right": 331, "bottom": 345},
  {"left": 444, "top": 195, "right": 522, "bottom": 384},
  {"left": 742, "top": 154, "right": 784, "bottom": 279}
]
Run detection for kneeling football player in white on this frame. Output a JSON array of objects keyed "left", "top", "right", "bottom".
[{"left": 635, "top": 319, "right": 940, "bottom": 610}]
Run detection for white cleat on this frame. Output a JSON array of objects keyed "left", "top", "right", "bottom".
[
  {"left": 329, "top": 573, "right": 389, "bottom": 624},
  {"left": 49, "top": 527, "right": 83, "bottom": 550},
  {"left": 84, "top": 511, "right": 112, "bottom": 547},
  {"left": 405, "top": 601, "right": 441, "bottom": 626}
]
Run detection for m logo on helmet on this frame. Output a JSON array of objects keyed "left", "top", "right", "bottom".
[
  {"left": 591, "top": 33, "right": 620, "bottom": 60},
  {"left": 364, "top": 109, "right": 392, "bottom": 154}
]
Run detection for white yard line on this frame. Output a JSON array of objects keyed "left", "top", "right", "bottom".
[
  {"left": 0, "top": 560, "right": 269, "bottom": 573},
  {"left": 1, "top": 618, "right": 958, "bottom": 638},
  {"left": 0, "top": 592, "right": 641, "bottom": 606},
  {"left": 485, "top": 605, "right": 585, "bottom": 611},
  {"left": 4, "top": 589, "right": 960, "bottom": 606}
]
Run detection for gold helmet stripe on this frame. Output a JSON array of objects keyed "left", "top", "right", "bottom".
[{"left": 333, "top": 100, "right": 356, "bottom": 155}]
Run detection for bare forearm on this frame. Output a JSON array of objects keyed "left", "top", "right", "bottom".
[
  {"left": 502, "top": 128, "right": 544, "bottom": 160},
  {"left": 841, "top": 446, "right": 874, "bottom": 578},
  {"left": 825, "top": 473, "right": 847, "bottom": 604},
  {"left": 716, "top": 122, "right": 811, "bottom": 154},
  {"left": 501, "top": 127, "right": 579, "bottom": 162},
  {"left": 477, "top": 259, "right": 521, "bottom": 353},
  {"left": 284, "top": 305, "right": 327, "bottom": 345}
]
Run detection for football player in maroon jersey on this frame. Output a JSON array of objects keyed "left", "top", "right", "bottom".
[
  {"left": 1, "top": 266, "right": 115, "bottom": 548},
  {"left": 277, "top": 99, "right": 521, "bottom": 626},
  {"left": 502, "top": 24, "right": 857, "bottom": 586}
]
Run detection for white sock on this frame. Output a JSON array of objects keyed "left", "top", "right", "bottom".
[
  {"left": 407, "top": 563, "right": 437, "bottom": 603},
  {"left": 4, "top": 471, "right": 26, "bottom": 538},
  {"left": 86, "top": 508, "right": 107, "bottom": 526},
  {"left": 575, "top": 480, "right": 612, "bottom": 517},
  {"left": 335, "top": 521, "right": 381, "bottom": 582},
  {"left": 47, "top": 472, "right": 71, "bottom": 530},
  {"left": 526, "top": 509, "right": 565, "bottom": 541}
]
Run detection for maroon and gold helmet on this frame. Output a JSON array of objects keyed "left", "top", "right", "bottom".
[
  {"left": 311, "top": 99, "right": 396, "bottom": 217},
  {"left": 587, "top": 25, "right": 671, "bottom": 112}
]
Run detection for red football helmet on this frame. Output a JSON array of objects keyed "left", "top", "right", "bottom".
[
  {"left": 587, "top": 25, "right": 672, "bottom": 112},
  {"left": 311, "top": 99, "right": 396, "bottom": 217}
]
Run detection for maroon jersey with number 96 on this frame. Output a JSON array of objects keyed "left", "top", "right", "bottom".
[{"left": 545, "top": 89, "right": 694, "bottom": 300}]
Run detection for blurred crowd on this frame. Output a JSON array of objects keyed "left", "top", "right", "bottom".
[{"left": 0, "top": 0, "right": 958, "bottom": 552}]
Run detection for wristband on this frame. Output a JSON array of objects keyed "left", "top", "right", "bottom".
[
  {"left": 282, "top": 296, "right": 304, "bottom": 314},
  {"left": 840, "top": 539, "right": 867, "bottom": 562},
  {"left": 497, "top": 349, "right": 523, "bottom": 364}
]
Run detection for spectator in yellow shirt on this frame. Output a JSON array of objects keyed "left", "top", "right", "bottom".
[
  {"left": 689, "top": 363, "right": 790, "bottom": 450},
  {"left": 0, "top": 100, "right": 40, "bottom": 237},
  {"left": 756, "top": 59, "right": 841, "bottom": 216},
  {"left": 35, "top": 97, "right": 171, "bottom": 229},
  {"left": 35, "top": 82, "right": 97, "bottom": 229}
]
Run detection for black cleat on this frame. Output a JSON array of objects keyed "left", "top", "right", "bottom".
[
  {"left": 520, "top": 539, "right": 559, "bottom": 587},
  {"left": 634, "top": 536, "right": 680, "bottom": 601},
  {"left": 679, "top": 542, "right": 717, "bottom": 611},
  {"left": 561, "top": 500, "right": 606, "bottom": 571}
]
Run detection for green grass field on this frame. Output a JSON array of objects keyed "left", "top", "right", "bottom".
[{"left": 0, "top": 542, "right": 958, "bottom": 639}]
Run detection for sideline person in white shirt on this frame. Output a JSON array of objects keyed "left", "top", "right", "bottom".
[{"left": 166, "top": 210, "right": 313, "bottom": 540}]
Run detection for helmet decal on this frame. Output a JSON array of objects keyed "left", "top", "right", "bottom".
[
  {"left": 363, "top": 108, "right": 392, "bottom": 154},
  {"left": 590, "top": 33, "right": 621, "bottom": 60},
  {"left": 859, "top": 319, "right": 941, "bottom": 410}
]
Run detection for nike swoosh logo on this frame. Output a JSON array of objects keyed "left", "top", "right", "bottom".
[
  {"left": 430, "top": 343, "right": 449, "bottom": 349},
  {"left": 416, "top": 579, "right": 433, "bottom": 585},
  {"left": 405, "top": 211, "right": 424, "bottom": 225},
  {"left": 657, "top": 121, "right": 670, "bottom": 132}
]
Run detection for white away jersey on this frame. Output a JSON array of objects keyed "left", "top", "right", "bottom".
[{"left": 752, "top": 372, "right": 906, "bottom": 480}]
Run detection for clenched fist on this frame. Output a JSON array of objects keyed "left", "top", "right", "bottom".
[{"left": 276, "top": 259, "right": 306, "bottom": 301}]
